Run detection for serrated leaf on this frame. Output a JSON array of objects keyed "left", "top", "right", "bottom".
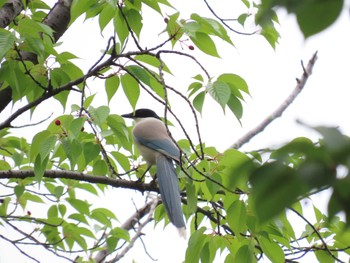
[
  {"left": 90, "top": 105, "right": 110, "bottom": 126},
  {"left": 39, "top": 135, "right": 56, "bottom": 160},
  {"left": 70, "top": 117, "right": 86, "bottom": 138},
  {"left": 83, "top": 142, "right": 100, "bottom": 165},
  {"left": 0, "top": 29, "right": 15, "bottom": 60},
  {"left": 207, "top": 81, "right": 231, "bottom": 110},
  {"left": 217, "top": 73, "right": 249, "bottom": 95}
]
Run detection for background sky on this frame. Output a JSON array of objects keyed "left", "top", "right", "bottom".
[{"left": 1, "top": 0, "right": 350, "bottom": 262}]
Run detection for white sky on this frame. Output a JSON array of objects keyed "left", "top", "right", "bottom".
[{"left": 1, "top": 0, "right": 350, "bottom": 262}]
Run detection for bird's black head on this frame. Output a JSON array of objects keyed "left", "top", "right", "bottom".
[{"left": 121, "top": 108, "right": 161, "bottom": 120}]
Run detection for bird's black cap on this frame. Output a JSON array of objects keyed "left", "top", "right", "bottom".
[{"left": 121, "top": 108, "right": 161, "bottom": 120}]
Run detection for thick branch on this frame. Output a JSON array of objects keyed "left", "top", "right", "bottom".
[
  {"left": 0, "top": 0, "right": 24, "bottom": 28},
  {"left": 230, "top": 51, "right": 318, "bottom": 149},
  {"left": 0, "top": 170, "right": 157, "bottom": 193}
]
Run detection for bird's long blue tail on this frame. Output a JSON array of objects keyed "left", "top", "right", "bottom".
[{"left": 156, "top": 155, "right": 186, "bottom": 236}]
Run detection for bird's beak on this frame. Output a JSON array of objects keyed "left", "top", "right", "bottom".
[{"left": 121, "top": 112, "right": 135, "bottom": 119}]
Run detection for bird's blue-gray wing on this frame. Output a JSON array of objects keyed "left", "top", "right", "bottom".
[{"left": 134, "top": 136, "right": 180, "bottom": 161}]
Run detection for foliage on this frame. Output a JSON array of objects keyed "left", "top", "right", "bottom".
[{"left": 0, "top": 0, "right": 349, "bottom": 262}]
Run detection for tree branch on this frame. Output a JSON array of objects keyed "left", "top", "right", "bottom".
[
  {"left": 94, "top": 197, "right": 160, "bottom": 262},
  {"left": 0, "top": 0, "right": 23, "bottom": 28},
  {"left": 289, "top": 207, "right": 345, "bottom": 263},
  {"left": 0, "top": 170, "right": 158, "bottom": 193},
  {"left": 230, "top": 51, "right": 318, "bottom": 149}
]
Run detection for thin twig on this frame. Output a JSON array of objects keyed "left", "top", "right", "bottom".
[
  {"left": 289, "top": 207, "right": 345, "bottom": 263},
  {"left": 230, "top": 51, "right": 318, "bottom": 149},
  {"left": 11, "top": 113, "right": 53, "bottom": 128},
  {"left": 202, "top": 0, "right": 257, "bottom": 35}
]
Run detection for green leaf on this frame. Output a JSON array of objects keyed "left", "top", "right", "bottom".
[
  {"left": 227, "top": 95, "right": 243, "bottom": 122},
  {"left": 31, "top": 131, "right": 51, "bottom": 161},
  {"left": 114, "top": 8, "right": 129, "bottom": 46},
  {"left": 258, "top": 234, "right": 285, "bottom": 263},
  {"left": 105, "top": 75, "right": 120, "bottom": 103},
  {"left": 121, "top": 73, "right": 140, "bottom": 110},
  {"left": 190, "top": 14, "right": 233, "bottom": 45},
  {"left": 14, "top": 185, "right": 25, "bottom": 198},
  {"left": 193, "top": 91, "right": 205, "bottom": 114},
  {"left": 207, "top": 81, "right": 231, "bottom": 110},
  {"left": 234, "top": 244, "right": 256, "bottom": 263},
  {"left": 134, "top": 54, "right": 172, "bottom": 74},
  {"left": 219, "top": 149, "right": 252, "bottom": 190},
  {"left": 186, "top": 182, "right": 197, "bottom": 214},
  {"left": 126, "top": 65, "right": 150, "bottom": 86},
  {"left": 99, "top": 4, "right": 116, "bottom": 32},
  {"left": 0, "top": 160, "right": 11, "bottom": 170},
  {"left": 83, "top": 94, "right": 95, "bottom": 109},
  {"left": 93, "top": 159, "right": 108, "bottom": 176},
  {"left": 261, "top": 23, "right": 279, "bottom": 49},
  {"left": 39, "top": 135, "right": 56, "bottom": 160},
  {"left": 0, "top": 197, "right": 10, "bottom": 216},
  {"left": 67, "top": 198, "right": 90, "bottom": 215},
  {"left": 188, "top": 81, "right": 203, "bottom": 97},
  {"left": 185, "top": 227, "right": 208, "bottom": 263},
  {"left": 250, "top": 162, "right": 305, "bottom": 222},
  {"left": 107, "top": 114, "right": 131, "bottom": 150},
  {"left": 315, "top": 250, "right": 336, "bottom": 263},
  {"left": 217, "top": 73, "right": 249, "bottom": 95},
  {"left": 83, "top": 142, "right": 100, "bottom": 165},
  {"left": 22, "top": 192, "right": 44, "bottom": 203},
  {"left": 296, "top": 0, "right": 343, "bottom": 38},
  {"left": 190, "top": 32, "right": 220, "bottom": 57},
  {"left": 70, "top": 117, "right": 86, "bottom": 138},
  {"left": 34, "top": 154, "right": 49, "bottom": 181},
  {"left": 126, "top": 9, "right": 143, "bottom": 38},
  {"left": 227, "top": 200, "right": 247, "bottom": 238},
  {"left": 70, "top": 0, "right": 95, "bottom": 24},
  {"left": 89, "top": 105, "right": 110, "bottom": 126},
  {"left": 111, "top": 151, "right": 130, "bottom": 172},
  {"left": 0, "top": 29, "right": 15, "bottom": 60}
]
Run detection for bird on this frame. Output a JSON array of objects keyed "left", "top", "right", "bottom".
[{"left": 122, "top": 108, "right": 186, "bottom": 238}]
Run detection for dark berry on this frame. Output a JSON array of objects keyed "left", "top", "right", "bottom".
[
  {"left": 189, "top": 45, "right": 195, "bottom": 50},
  {"left": 55, "top": 119, "right": 61, "bottom": 126}
]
